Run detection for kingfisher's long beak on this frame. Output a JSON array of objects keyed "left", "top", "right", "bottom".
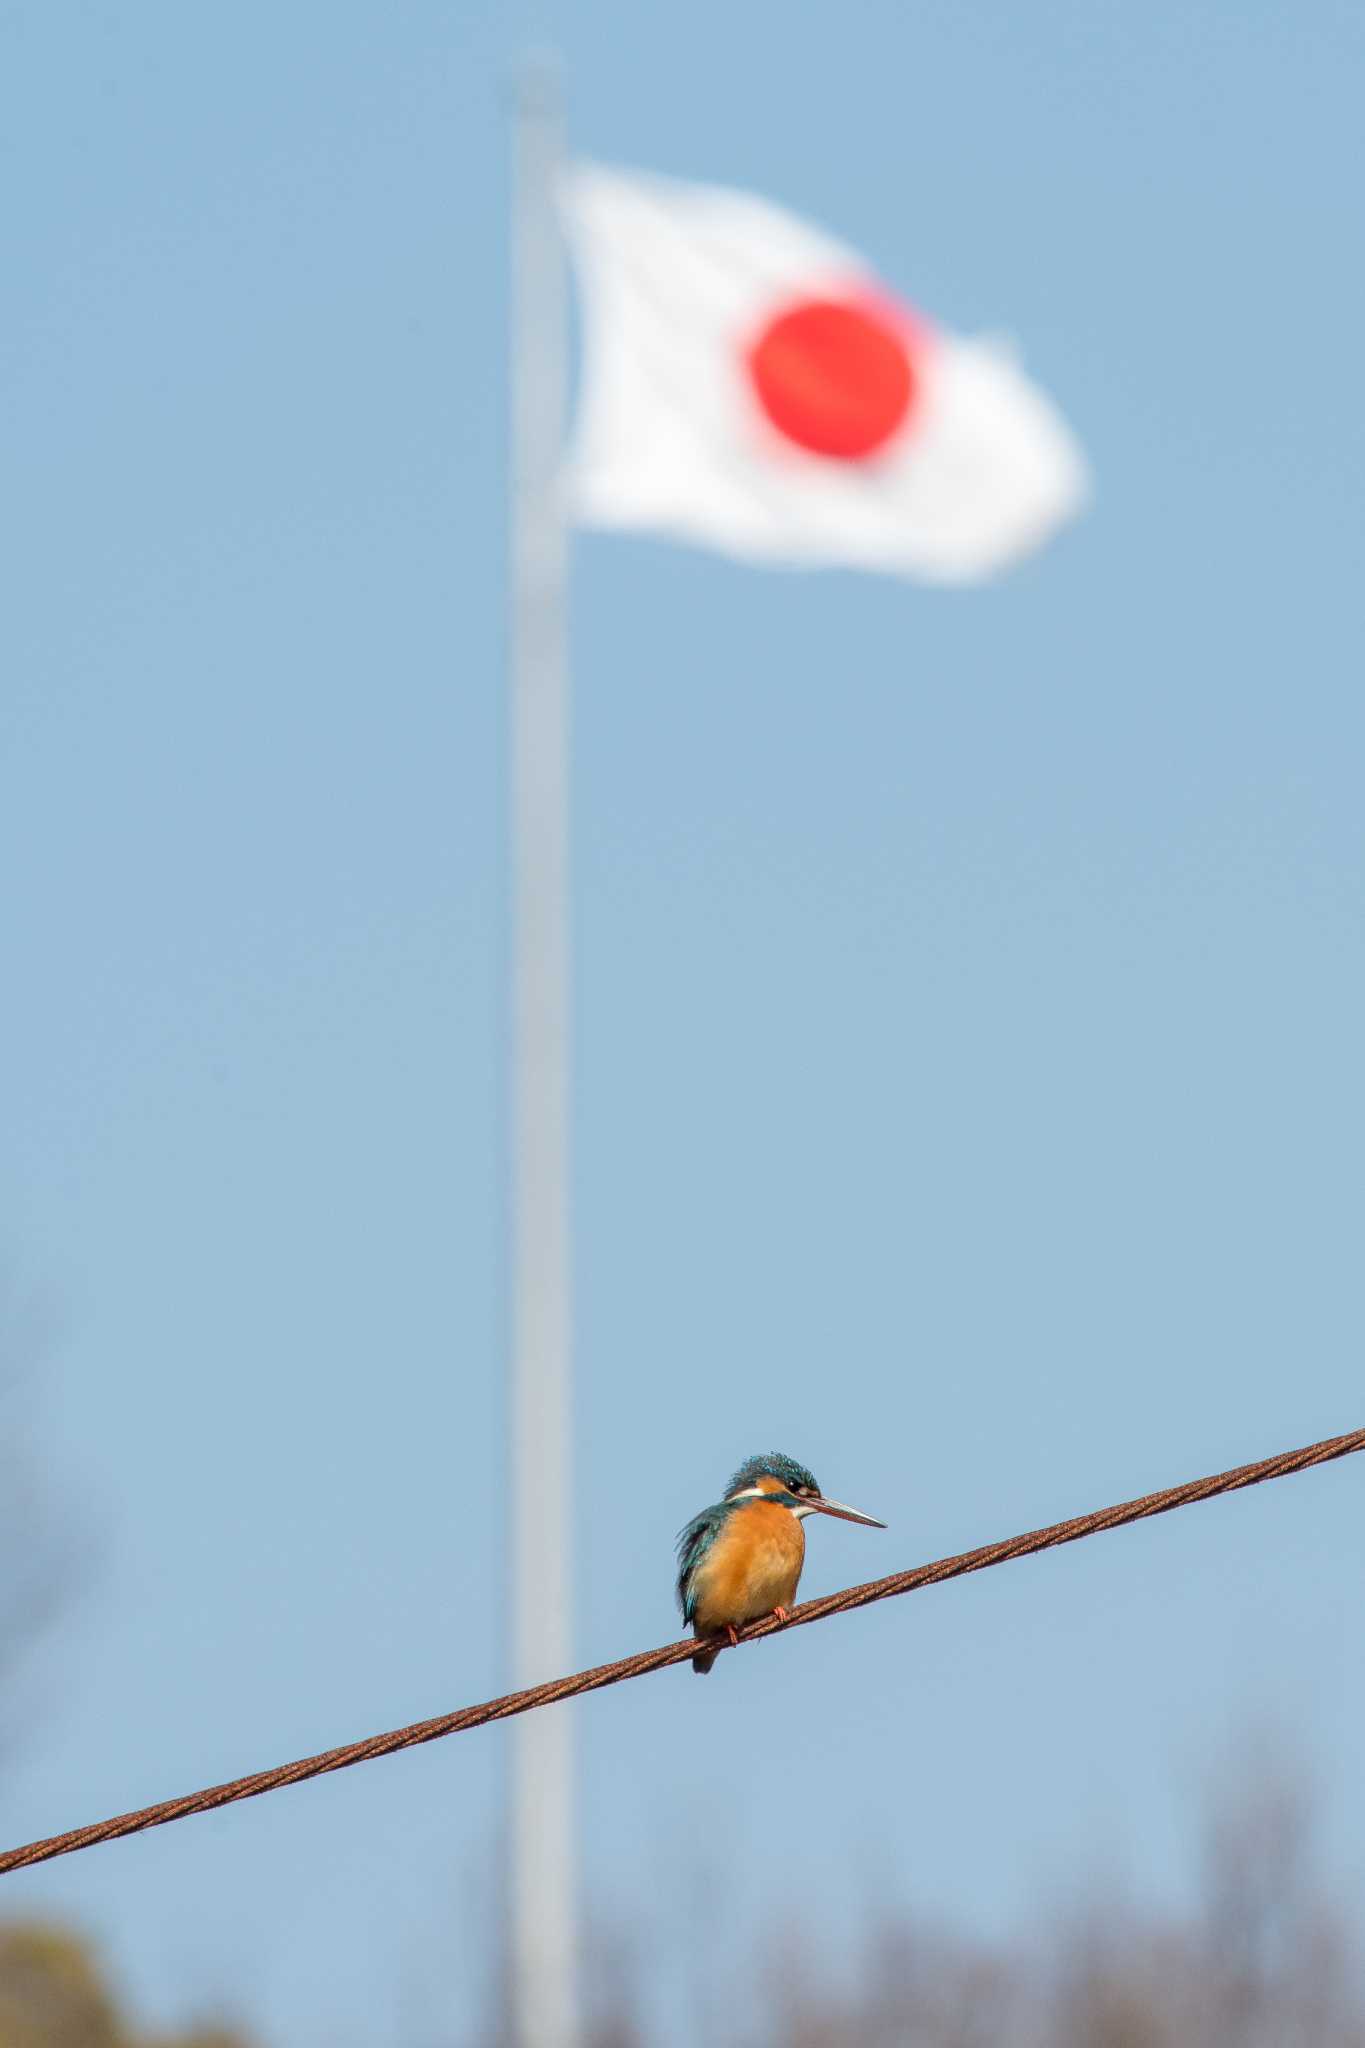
[{"left": 809, "top": 1494, "right": 886, "bottom": 1528}]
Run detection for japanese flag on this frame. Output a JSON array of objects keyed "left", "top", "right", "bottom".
[{"left": 561, "top": 165, "right": 1089, "bottom": 582}]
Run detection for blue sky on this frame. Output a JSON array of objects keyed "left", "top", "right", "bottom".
[{"left": 3, "top": 0, "right": 1364, "bottom": 2041}]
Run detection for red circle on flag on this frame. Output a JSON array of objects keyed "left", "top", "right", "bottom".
[{"left": 745, "top": 296, "right": 917, "bottom": 460}]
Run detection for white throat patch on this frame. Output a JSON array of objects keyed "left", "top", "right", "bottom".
[{"left": 725, "top": 1483, "right": 813, "bottom": 1519}]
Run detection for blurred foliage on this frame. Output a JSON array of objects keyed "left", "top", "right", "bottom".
[{"left": 0, "top": 1926, "right": 250, "bottom": 2048}]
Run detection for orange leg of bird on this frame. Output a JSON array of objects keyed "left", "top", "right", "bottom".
[
  {"left": 771, "top": 1606, "right": 790, "bottom": 1624},
  {"left": 725, "top": 1625, "right": 740, "bottom": 1649}
]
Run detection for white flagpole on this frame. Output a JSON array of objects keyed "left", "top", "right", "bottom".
[{"left": 508, "top": 57, "right": 578, "bottom": 2048}]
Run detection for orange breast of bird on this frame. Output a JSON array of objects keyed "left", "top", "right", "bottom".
[{"left": 689, "top": 1499, "right": 806, "bottom": 1635}]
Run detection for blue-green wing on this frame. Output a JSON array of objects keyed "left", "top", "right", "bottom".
[{"left": 675, "top": 1503, "right": 728, "bottom": 1623}]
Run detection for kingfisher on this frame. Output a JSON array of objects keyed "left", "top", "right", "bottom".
[{"left": 676, "top": 1452, "right": 885, "bottom": 1674}]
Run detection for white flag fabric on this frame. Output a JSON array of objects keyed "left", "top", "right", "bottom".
[{"left": 560, "top": 165, "right": 1089, "bottom": 582}]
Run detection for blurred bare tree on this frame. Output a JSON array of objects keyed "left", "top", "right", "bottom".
[
  {"left": 1049, "top": 1768, "right": 1365, "bottom": 2048},
  {"left": 553, "top": 1755, "right": 1365, "bottom": 2048},
  {"left": 0, "top": 1286, "right": 257, "bottom": 2048},
  {"left": 0, "top": 1278, "right": 80, "bottom": 1737}
]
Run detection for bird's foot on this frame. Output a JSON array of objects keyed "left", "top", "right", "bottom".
[
  {"left": 725, "top": 1625, "right": 740, "bottom": 1649},
  {"left": 770, "top": 1606, "right": 790, "bottom": 1625}
]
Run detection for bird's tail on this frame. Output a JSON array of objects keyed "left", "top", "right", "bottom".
[{"left": 691, "top": 1643, "right": 719, "bottom": 1676}]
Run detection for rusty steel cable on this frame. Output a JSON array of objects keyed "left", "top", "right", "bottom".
[{"left": 1, "top": 1422, "right": 1361, "bottom": 1879}]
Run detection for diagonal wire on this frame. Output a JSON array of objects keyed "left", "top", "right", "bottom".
[{"left": 1, "top": 1423, "right": 1361, "bottom": 1879}]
